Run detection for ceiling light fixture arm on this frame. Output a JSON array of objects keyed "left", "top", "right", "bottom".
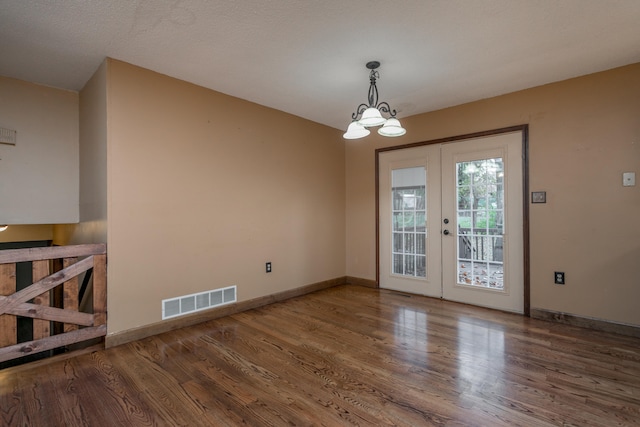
[
  {"left": 351, "top": 103, "right": 371, "bottom": 121},
  {"left": 350, "top": 62, "right": 398, "bottom": 121}
]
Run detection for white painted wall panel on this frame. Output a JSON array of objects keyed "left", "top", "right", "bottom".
[{"left": 0, "top": 76, "right": 79, "bottom": 224}]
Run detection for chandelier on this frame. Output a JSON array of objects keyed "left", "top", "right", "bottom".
[{"left": 343, "top": 61, "right": 406, "bottom": 139}]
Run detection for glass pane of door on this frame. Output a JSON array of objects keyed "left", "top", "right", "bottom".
[
  {"left": 456, "top": 158, "right": 504, "bottom": 289},
  {"left": 391, "top": 167, "right": 426, "bottom": 278}
]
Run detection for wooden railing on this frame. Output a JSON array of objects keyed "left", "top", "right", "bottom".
[
  {"left": 0, "top": 244, "right": 106, "bottom": 364},
  {"left": 458, "top": 227, "right": 503, "bottom": 262}
]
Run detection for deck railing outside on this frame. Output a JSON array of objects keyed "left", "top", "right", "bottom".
[{"left": 0, "top": 244, "right": 106, "bottom": 364}]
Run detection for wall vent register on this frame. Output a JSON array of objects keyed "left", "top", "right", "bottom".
[{"left": 162, "top": 285, "right": 237, "bottom": 320}]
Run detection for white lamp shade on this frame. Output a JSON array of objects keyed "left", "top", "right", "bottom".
[
  {"left": 343, "top": 121, "right": 371, "bottom": 139},
  {"left": 377, "top": 118, "right": 406, "bottom": 137},
  {"left": 358, "top": 107, "right": 386, "bottom": 127}
]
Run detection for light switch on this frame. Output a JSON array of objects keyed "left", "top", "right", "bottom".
[{"left": 623, "top": 172, "right": 636, "bottom": 187}]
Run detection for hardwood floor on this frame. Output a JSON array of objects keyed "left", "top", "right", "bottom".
[{"left": 1, "top": 285, "right": 639, "bottom": 426}]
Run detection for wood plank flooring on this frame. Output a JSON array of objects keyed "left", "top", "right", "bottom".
[{"left": 1, "top": 285, "right": 639, "bottom": 426}]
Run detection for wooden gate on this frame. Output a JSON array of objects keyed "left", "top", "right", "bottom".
[{"left": 0, "top": 244, "right": 106, "bottom": 363}]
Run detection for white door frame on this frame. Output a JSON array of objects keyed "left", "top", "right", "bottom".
[{"left": 375, "top": 125, "right": 530, "bottom": 315}]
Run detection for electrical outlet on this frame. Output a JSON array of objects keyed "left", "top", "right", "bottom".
[
  {"left": 554, "top": 271, "right": 565, "bottom": 285},
  {"left": 266, "top": 262, "right": 272, "bottom": 273}
]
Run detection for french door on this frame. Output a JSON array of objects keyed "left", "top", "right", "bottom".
[{"left": 379, "top": 131, "right": 525, "bottom": 313}]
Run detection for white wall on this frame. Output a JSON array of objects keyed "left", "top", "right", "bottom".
[{"left": 0, "top": 76, "right": 79, "bottom": 225}]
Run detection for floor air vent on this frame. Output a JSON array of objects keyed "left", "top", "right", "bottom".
[{"left": 162, "top": 285, "right": 236, "bottom": 320}]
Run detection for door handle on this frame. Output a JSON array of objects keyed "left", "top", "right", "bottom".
[{"left": 443, "top": 229, "right": 450, "bottom": 235}]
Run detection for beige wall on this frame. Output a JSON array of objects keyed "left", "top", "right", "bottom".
[
  {"left": 346, "top": 63, "right": 640, "bottom": 327},
  {"left": 4, "top": 57, "right": 637, "bottom": 335},
  {"left": 106, "top": 60, "right": 345, "bottom": 334},
  {"left": 0, "top": 77, "right": 79, "bottom": 224},
  {"left": 54, "top": 61, "right": 108, "bottom": 245}
]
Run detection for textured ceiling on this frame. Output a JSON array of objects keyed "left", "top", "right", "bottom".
[{"left": 1, "top": 0, "right": 640, "bottom": 131}]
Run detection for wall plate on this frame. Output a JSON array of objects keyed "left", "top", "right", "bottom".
[
  {"left": 623, "top": 172, "right": 636, "bottom": 187},
  {"left": 531, "top": 191, "right": 546, "bottom": 203},
  {"left": 0, "top": 127, "right": 17, "bottom": 145}
]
